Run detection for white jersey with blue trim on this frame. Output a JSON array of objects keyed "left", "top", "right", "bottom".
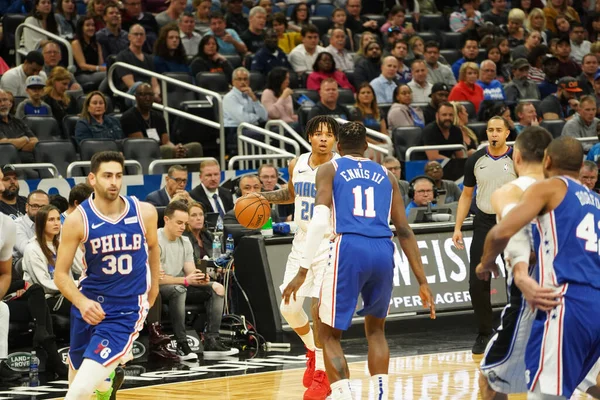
[
  {"left": 536, "top": 176, "right": 600, "bottom": 289},
  {"left": 78, "top": 195, "right": 150, "bottom": 299},
  {"left": 292, "top": 152, "right": 340, "bottom": 233}
]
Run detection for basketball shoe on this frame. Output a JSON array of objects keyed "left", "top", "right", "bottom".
[
  {"left": 304, "top": 370, "right": 331, "bottom": 400},
  {"left": 303, "top": 348, "right": 315, "bottom": 388}
]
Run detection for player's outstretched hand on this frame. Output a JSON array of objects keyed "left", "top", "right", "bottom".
[
  {"left": 419, "top": 284, "right": 436, "bottom": 319},
  {"left": 282, "top": 271, "right": 307, "bottom": 305},
  {"left": 475, "top": 262, "right": 500, "bottom": 281},
  {"left": 78, "top": 298, "right": 106, "bottom": 325},
  {"left": 516, "top": 274, "right": 562, "bottom": 312},
  {"left": 452, "top": 230, "right": 464, "bottom": 250}
]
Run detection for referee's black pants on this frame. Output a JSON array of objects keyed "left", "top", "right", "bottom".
[{"left": 469, "top": 211, "right": 496, "bottom": 336}]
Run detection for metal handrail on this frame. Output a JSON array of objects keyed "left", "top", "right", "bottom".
[
  {"left": 66, "top": 160, "right": 142, "bottom": 178},
  {"left": 16, "top": 23, "right": 74, "bottom": 71},
  {"left": 335, "top": 118, "right": 394, "bottom": 156},
  {"left": 264, "top": 120, "right": 311, "bottom": 152},
  {"left": 237, "top": 134, "right": 296, "bottom": 170},
  {"left": 148, "top": 157, "right": 219, "bottom": 175},
  {"left": 237, "top": 123, "right": 301, "bottom": 156},
  {"left": 228, "top": 154, "right": 296, "bottom": 170},
  {"left": 405, "top": 144, "right": 468, "bottom": 160},
  {"left": 12, "top": 163, "right": 59, "bottom": 178},
  {"left": 107, "top": 62, "right": 226, "bottom": 169}
]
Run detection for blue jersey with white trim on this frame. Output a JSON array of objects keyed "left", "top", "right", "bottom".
[
  {"left": 78, "top": 195, "right": 149, "bottom": 299},
  {"left": 331, "top": 156, "right": 393, "bottom": 238},
  {"left": 536, "top": 177, "right": 600, "bottom": 289}
]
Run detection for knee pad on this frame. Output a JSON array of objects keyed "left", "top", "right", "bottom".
[{"left": 279, "top": 297, "right": 308, "bottom": 328}]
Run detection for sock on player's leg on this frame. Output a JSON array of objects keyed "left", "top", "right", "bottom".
[
  {"left": 371, "top": 374, "right": 388, "bottom": 400},
  {"left": 315, "top": 348, "right": 325, "bottom": 371},
  {"left": 331, "top": 379, "right": 353, "bottom": 400},
  {"left": 65, "top": 359, "right": 117, "bottom": 400},
  {"left": 300, "top": 330, "right": 316, "bottom": 352}
]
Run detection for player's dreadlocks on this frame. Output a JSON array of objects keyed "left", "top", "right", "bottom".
[
  {"left": 305, "top": 115, "right": 340, "bottom": 139},
  {"left": 338, "top": 121, "right": 366, "bottom": 151}
]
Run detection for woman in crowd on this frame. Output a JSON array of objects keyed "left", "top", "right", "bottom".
[
  {"left": 408, "top": 35, "right": 425, "bottom": 61},
  {"left": 513, "top": 0, "right": 534, "bottom": 16},
  {"left": 526, "top": 8, "right": 551, "bottom": 44},
  {"left": 71, "top": 15, "right": 106, "bottom": 91},
  {"left": 23, "top": 205, "right": 74, "bottom": 316},
  {"left": 356, "top": 32, "right": 376, "bottom": 56},
  {"left": 554, "top": 14, "right": 571, "bottom": 36},
  {"left": 23, "top": 0, "right": 59, "bottom": 52},
  {"left": 306, "top": 52, "right": 354, "bottom": 92},
  {"left": 450, "top": 101, "right": 478, "bottom": 156},
  {"left": 486, "top": 44, "right": 510, "bottom": 83},
  {"left": 43, "top": 67, "right": 79, "bottom": 134},
  {"left": 543, "top": 0, "right": 579, "bottom": 34},
  {"left": 193, "top": 0, "right": 211, "bottom": 35},
  {"left": 87, "top": 0, "right": 106, "bottom": 31},
  {"left": 505, "top": 8, "right": 527, "bottom": 47},
  {"left": 185, "top": 202, "right": 214, "bottom": 262},
  {"left": 55, "top": 0, "right": 78, "bottom": 40},
  {"left": 272, "top": 12, "right": 301, "bottom": 54},
  {"left": 448, "top": 62, "right": 484, "bottom": 113},
  {"left": 512, "top": 30, "right": 542, "bottom": 60},
  {"left": 190, "top": 35, "right": 234, "bottom": 83},
  {"left": 288, "top": 3, "right": 310, "bottom": 32},
  {"left": 352, "top": 83, "right": 387, "bottom": 134},
  {"left": 75, "top": 91, "right": 123, "bottom": 145},
  {"left": 153, "top": 24, "right": 191, "bottom": 74},
  {"left": 261, "top": 67, "right": 299, "bottom": 130},
  {"left": 588, "top": 13, "right": 600, "bottom": 43},
  {"left": 387, "top": 84, "right": 424, "bottom": 131}
]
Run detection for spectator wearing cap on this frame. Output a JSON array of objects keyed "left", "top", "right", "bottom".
[
  {"left": 452, "top": 38, "right": 480, "bottom": 80},
  {"left": 561, "top": 95, "right": 598, "bottom": 150},
  {"left": 476, "top": 60, "right": 505, "bottom": 101},
  {"left": 15, "top": 76, "right": 52, "bottom": 119},
  {"left": 384, "top": 27, "right": 403, "bottom": 53},
  {"left": 0, "top": 89, "right": 38, "bottom": 163},
  {"left": 288, "top": 25, "right": 325, "bottom": 75},
  {"left": 424, "top": 41, "right": 456, "bottom": 86},
  {"left": 569, "top": 22, "right": 591, "bottom": 65},
  {"left": 578, "top": 53, "right": 598, "bottom": 96},
  {"left": 250, "top": 29, "right": 292, "bottom": 75},
  {"left": 0, "top": 51, "right": 46, "bottom": 98},
  {"left": 539, "top": 55, "right": 560, "bottom": 99},
  {"left": 325, "top": 28, "right": 354, "bottom": 73},
  {"left": 539, "top": 76, "right": 583, "bottom": 120},
  {"left": 370, "top": 56, "right": 399, "bottom": 104},
  {"left": 448, "top": 62, "right": 484, "bottom": 113},
  {"left": 389, "top": 40, "right": 412, "bottom": 84},
  {"left": 504, "top": 58, "right": 541, "bottom": 105},
  {"left": 449, "top": 0, "right": 484, "bottom": 33},
  {"left": 423, "top": 83, "right": 449, "bottom": 125},
  {"left": 556, "top": 37, "right": 582, "bottom": 78},
  {"left": 0, "top": 165, "right": 27, "bottom": 219},
  {"left": 407, "top": 60, "right": 433, "bottom": 103}
]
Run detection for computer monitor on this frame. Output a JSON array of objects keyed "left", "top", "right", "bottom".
[
  {"left": 204, "top": 212, "right": 220, "bottom": 230},
  {"left": 407, "top": 206, "right": 455, "bottom": 224},
  {"left": 222, "top": 223, "right": 261, "bottom": 252}
]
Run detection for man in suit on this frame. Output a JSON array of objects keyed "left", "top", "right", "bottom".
[
  {"left": 146, "top": 165, "right": 189, "bottom": 207},
  {"left": 189, "top": 160, "right": 234, "bottom": 216},
  {"left": 223, "top": 174, "right": 279, "bottom": 224}
]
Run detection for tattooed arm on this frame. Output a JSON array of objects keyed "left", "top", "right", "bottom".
[{"left": 260, "top": 158, "right": 297, "bottom": 205}]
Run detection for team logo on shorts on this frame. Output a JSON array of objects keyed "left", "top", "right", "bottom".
[
  {"left": 94, "top": 339, "right": 112, "bottom": 359},
  {"left": 488, "top": 371, "right": 509, "bottom": 385}
]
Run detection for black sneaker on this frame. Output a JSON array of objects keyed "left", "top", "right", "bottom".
[
  {"left": 110, "top": 366, "right": 125, "bottom": 400},
  {"left": 176, "top": 341, "right": 199, "bottom": 361},
  {"left": 203, "top": 337, "right": 240, "bottom": 358},
  {"left": 0, "top": 360, "right": 21, "bottom": 382},
  {"left": 472, "top": 334, "right": 491, "bottom": 355}
]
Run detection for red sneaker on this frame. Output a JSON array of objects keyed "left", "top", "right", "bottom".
[
  {"left": 303, "top": 370, "right": 331, "bottom": 400},
  {"left": 303, "top": 349, "right": 315, "bottom": 388}
]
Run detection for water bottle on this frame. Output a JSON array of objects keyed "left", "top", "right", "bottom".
[
  {"left": 216, "top": 215, "right": 224, "bottom": 232},
  {"left": 261, "top": 217, "right": 273, "bottom": 237},
  {"left": 29, "top": 350, "right": 39, "bottom": 387},
  {"left": 226, "top": 234, "right": 234, "bottom": 256},
  {"left": 212, "top": 234, "right": 222, "bottom": 259}
]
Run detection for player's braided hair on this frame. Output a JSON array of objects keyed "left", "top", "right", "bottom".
[
  {"left": 338, "top": 121, "right": 366, "bottom": 151},
  {"left": 305, "top": 116, "right": 340, "bottom": 139}
]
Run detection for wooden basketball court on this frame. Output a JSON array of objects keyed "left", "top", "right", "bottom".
[{"left": 70, "top": 350, "right": 594, "bottom": 399}]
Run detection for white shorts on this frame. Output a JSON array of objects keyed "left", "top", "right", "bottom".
[
  {"left": 480, "top": 296, "right": 535, "bottom": 394},
  {"left": 279, "top": 229, "right": 330, "bottom": 299},
  {"left": 577, "top": 357, "right": 600, "bottom": 393}
]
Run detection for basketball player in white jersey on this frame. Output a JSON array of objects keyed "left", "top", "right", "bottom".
[
  {"left": 260, "top": 116, "right": 339, "bottom": 400},
  {"left": 477, "top": 129, "right": 600, "bottom": 399}
]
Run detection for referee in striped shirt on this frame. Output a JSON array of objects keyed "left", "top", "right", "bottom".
[{"left": 452, "top": 116, "right": 517, "bottom": 355}]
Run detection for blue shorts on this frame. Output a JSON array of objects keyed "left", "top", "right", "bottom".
[
  {"left": 68, "top": 293, "right": 148, "bottom": 370},
  {"left": 319, "top": 234, "right": 394, "bottom": 331},
  {"left": 525, "top": 283, "right": 600, "bottom": 398}
]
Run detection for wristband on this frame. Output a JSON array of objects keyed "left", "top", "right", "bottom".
[
  {"left": 184, "top": 276, "right": 189, "bottom": 287},
  {"left": 96, "top": 65, "right": 99, "bottom": 72}
]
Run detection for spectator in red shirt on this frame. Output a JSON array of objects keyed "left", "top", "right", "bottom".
[
  {"left": 448, "top": 62, "right": 484, "bottom": 113},
  {"left": 306, "top": 52, "right": 354, "bottom": 92}
]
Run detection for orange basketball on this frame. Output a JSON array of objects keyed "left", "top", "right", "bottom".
[{"left": 234, "top": 193, "right": 271, "bottom": 229}]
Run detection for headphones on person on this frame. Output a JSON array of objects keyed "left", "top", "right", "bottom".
[{"left": 407, "top": 175, "right": 438, "bottom": 200}]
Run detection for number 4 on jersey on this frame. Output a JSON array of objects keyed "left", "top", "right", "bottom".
[
  {"left": 352, "top": 185, "right": 376, "bottom": 217},
  {"left": 576, "top": 213, "right": 599, "bottom": 253}
]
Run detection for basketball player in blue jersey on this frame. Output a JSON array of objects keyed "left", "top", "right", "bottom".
[
  {"left": 283, "top": 122, "right": 435, "bottom": 400},
  {"left": 54, "top": 151, "right": 160, "bottom": 400},
  {"left": 260, "top": 115, "right": 339, "bottom": 399},
  {"left": 479, "top": 136, "right": 600, "bottom": 400}
]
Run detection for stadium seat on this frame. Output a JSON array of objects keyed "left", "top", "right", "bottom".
[
  {"left": 477, "top": 48, "right": 487, "bottom": 63},
  {"left": 441, "top": 32, "right": 464, "bottom": 50},
  {"left": 196, "top": 72, "right": 229, "bottom": 94},
  {"left": 0, "top": 143, "right": 20, "bottom": 165},
  {"left": 439, "top": 49, "right": 460, "bottom": 66},
  {"left": 172, "top": 100, "right": 220, "bottom": 159},
  {"left": 378, "top": 103, "right": 392, "bottom": 123},
  {"left": 13, "top": 96, "right": 27, "bottom": 109},
  {"left": 540, "top": 119, "right": 566, "bottom": 139},
  {"left": 62, "top": 115, "right": 79, "bottom": 141},
  {"left": 79, "top": 139, "right": 120, "bottom": 161},
  {"left": 1, "top": 14, "right": 27, "bottom": 65},
  {"left": 417, "top": 32, "right": 437, "bottom": 44},
  {"left": 314, "top": 3, "right": 335, "bottom": 17},
  {"left": 77, "top": 95, "right": 114, "bottom": 114},
  {"left": 321, "top": 34, "right": 330, "bottom": 47},
  {"left": 33, "top": 140, "right": 77, "bottom": 178},
  {"left": 122, "top": 138, "right": 161, "bottom": 175},
  {"left": 392, "top": 127, "right": 423, "bottom": 161},
  {"left": 363, "top": 14, "right": 385, "bottom": 28},
  {"left": 298, "top": 106, "right": 313, "bottom": 132},
  {"left": 249, "top": 72, "right": 266, "bottom": 91},
  {"left": 223, "top": 54, "right": 242, "bottom": 69},
  {"left": 24, "top": 116, "right": 62, "bottom": 141},
  {"left": 411, "top": 102, "right": 430, "bottom": 115},
  {"left": 292, "top": 89, "right": 319, "bottom": 110},
  {"left": 164, "top": 72, "right": 197, "bottom": 108},
  {"left": 519, "top": 98, "right": 542, "bottom": 115},
  {"left": 418, "top": 14, "right": 447, "bottom": 33},
  {"left": 309, "top": 16, "right": 331, "bottom": 36},
  {"left": 466, "top": 122, "right": 488, "bottom": 142},
  {"left": 337, "top": 88, "right": 355, "bottom": 105},
  {"left": 459, "top": 101, "right": 477, "bottom": 122}
]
